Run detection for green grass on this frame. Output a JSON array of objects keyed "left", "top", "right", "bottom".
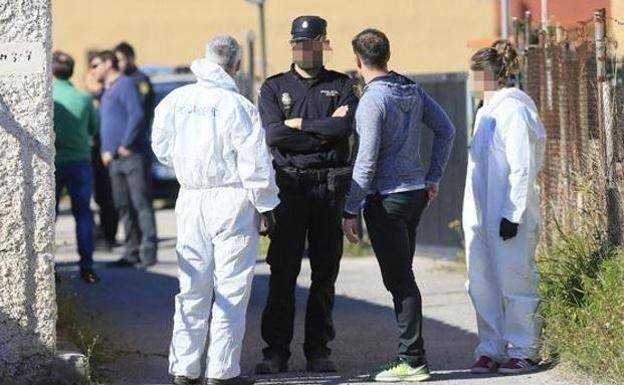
[
  {"left": 538, "top": 229, "right": 624, "bottom": 383},
  {"left": 56, "top": 282, "right": 112, "bottom": 384}
]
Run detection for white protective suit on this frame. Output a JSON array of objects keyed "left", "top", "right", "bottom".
[
  {"left": 152, "top": 58, "right": 280, "bottom": 380},
  {"left": 463, "top": 87, "right": 546, "bottom": 362}
]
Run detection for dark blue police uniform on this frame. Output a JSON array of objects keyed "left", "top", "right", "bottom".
[{"left": 258, "top": 16, "right": 358, "bottom": 364}]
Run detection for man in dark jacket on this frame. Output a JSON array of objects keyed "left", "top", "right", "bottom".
[
  {"left": 114, "top": 42, "right": 155, "bottom": 123},
  {"left": 255, "top": 15, "right": 358, "bottom": 375}
]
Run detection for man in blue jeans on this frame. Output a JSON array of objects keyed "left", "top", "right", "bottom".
[
  {"left": 342, "top": 29, "right": 456, "bottom": 382},
  {"left": 52, "top": 51, "right": 99, "bottom": 283}
]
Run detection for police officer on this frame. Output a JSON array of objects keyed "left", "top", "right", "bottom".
[
  {"left": 114, "top": 42, "right": 155, "bottom": 122},
  {"left": 256, "top": 15, "right": 358, "bottom": 374}
]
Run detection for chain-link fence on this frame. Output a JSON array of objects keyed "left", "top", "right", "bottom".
[{"left": 519, "top": 9, "right": 624, "bottom": 246}]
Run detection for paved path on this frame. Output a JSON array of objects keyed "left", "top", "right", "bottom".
[{"left": 54, "top": 207, "right": 578, "bottom": 385}]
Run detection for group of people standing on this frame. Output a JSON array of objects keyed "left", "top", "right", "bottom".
[
  {"left": 51, "top": 13, "right": 546, "bottom": 385},
  {"left": 52, "top": 42, "right": 158, "bottom": 283},
  {"left": 151, "top": 14, "right": 546, "bottom": 385}
]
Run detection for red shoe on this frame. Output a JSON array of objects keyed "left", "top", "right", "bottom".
[
  {"left": 499, "top": 358, "right": 539, "bottom": 374},
  {"left": 471, "top": 356, "right": 498, "bottom": 374}
]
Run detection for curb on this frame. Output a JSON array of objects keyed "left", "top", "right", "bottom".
[{"left": 49, "top": 339, "right": 91, "bottom": 385}]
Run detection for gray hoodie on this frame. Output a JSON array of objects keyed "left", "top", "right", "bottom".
[{"left": 344, "top": 72, "right": 456, "bottom": 214}]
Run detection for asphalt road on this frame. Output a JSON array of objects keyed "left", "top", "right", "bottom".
[{"left": 54, "top": 206, "right": 579, "bottom": 385}]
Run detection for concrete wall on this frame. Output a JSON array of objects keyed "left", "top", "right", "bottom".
[
  {"left": 52, "top": 0, "right": 497, "bottom": 87},
  {"left": 0, "top": 0, "right": 57, "bottom": 379}
]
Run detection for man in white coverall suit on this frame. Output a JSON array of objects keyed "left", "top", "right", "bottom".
[{"left": 152, "top": 35, "right": 280, "bottom": 385}]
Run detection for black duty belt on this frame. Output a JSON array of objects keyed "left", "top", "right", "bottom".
[
  {"left": 276, "top": 167, "right": 353, "bottom": 195},
  {"left": 278, "top": 167, "right": 330, "bottom": 184}
]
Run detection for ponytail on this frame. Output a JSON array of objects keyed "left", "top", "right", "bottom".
[{"left": 470, "top": 40, "right": 519, "bottom": 85}]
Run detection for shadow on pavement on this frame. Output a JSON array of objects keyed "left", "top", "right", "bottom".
[{"left": 56, "top": 262, "right": 492, "bottom": 384}]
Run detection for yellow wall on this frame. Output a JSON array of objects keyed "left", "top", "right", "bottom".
[{"left": 52, "top": 0, "right": 497, "bottom": 86}]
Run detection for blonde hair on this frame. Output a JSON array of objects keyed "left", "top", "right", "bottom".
[{"left": 470, "top": 40, "right": 520, "bottom": 85}]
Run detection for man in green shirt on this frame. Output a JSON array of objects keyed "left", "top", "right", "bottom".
[{"left": 53, "top": 51, "right": 99, "bottom": 283}]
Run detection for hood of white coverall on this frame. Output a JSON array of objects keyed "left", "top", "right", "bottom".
[
  {"left": 190, "top": 58, "right": 239, "bottom": 93},
  {"left": 151, "top": 56, "right": 279, "bottom": 213},
  {"left": 463, "top": 87, "right": 546, "bottom": 232}
]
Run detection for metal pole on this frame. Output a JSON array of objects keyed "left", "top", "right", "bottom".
[
  {"left": 512, "top": 17, "right": 521, "bottom": 87},
  {"left": 258, "top": 2, "right": 268, "bottom": 80},
  {"left": 543, "top": 4, "right": 553, "bottom": 111},
  {"left": 512, "top": 17, "right": 519, "bottom": 47},
  {"left": 521, "top": 11, "right": 532, "bottom": 90},
  {"left": 246, "top": 30, "right": 256, "bottom": 102},
  {"left": 594, "top": 7, "right": 623, "bottom": 245},
  {"left": 501, "top": 0, "right": 510, "bottom": 38},
  {"left": 524, "top": 11, "right": 532, "bottom": 49}
]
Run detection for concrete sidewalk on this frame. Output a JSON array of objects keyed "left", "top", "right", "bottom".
[{"left": 54, "top": 207, "right": 579, "bottom": 385}]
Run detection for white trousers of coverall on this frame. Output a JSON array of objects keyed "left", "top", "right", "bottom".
[
  {"left": 169, "top": 187, "right": 258, "bottom": 379},
  {"left": 465, "top": 223, "right": 541, "bottom": 362}
]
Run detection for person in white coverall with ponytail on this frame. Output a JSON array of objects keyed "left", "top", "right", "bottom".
[
  {"left": 463, "top": 42, "right": 546, "bottom": 375},
  {"left": 152, "top": 35, "right": 279, "bottom": 385}
]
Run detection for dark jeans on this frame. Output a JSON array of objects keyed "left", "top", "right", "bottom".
[
  {"left": 261, "top": 181, "right": 343, "bottom": 360},
  {"left": 93, "top": 150, "right": 119, "bottom": 243},
  {"left": 55, "top": 160, "right": 95, "bottom": 269},
  {"left": 363, "top": 189, "right": 429, "bottom": 365},
  {"left": 109, "top": 153, "right": 157, "bottom": 264}
]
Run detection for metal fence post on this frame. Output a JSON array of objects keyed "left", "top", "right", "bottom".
[
  {"left": 594, "top": 8, "right": 623, "bottom": 245},
  {"left": 522, "top": 11, "right": 532, "bottom": 90},
  {"left": 246, "top": 30, "right": 256, "bottom": 103}
]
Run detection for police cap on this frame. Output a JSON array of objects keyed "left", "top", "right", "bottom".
[{"left": 291, "top": 16, "right": 327, "bottom": 42}]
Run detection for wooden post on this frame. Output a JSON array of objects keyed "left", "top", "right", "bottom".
[{"left": 594, "top": 8, "right": 623, "bottom": 245}]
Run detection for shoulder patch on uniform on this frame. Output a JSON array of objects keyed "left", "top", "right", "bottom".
[
  {"left": 139, "top": 81, "right": 150, "bottom": 95},
  {"left": 325, "top": 69, "right": 350, "bottom": 79},
  {"left": 265, "top": 72, "right": 286, "bottom": 82}
]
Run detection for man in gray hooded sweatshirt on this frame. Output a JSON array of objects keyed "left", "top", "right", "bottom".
[{"left": 342, "top": 29, "right": 456, "bottom": 382}]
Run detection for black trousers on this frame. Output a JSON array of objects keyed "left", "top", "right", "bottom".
[
  {"left": 93, "top": 144, "right": 119, "bottom": 243},
  {"left": 109, "top": 153, "right": 158, "bottom": 264},
  {"left": 261, "top": 181, "right": 343, "bottom": 360},
  {"left": 363, "top": 189, "right": 429, "bottom": 365}
]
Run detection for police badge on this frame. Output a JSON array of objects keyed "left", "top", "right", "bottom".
[
  {"left": 139, "top": 81, "right": 150, "bottom": 95},
  {"left": 281, "top": 92, "right": 292, "bottom": 110}
]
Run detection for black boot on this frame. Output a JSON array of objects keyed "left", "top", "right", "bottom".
[
  {"left": 306, "top": 357, "right": 337, "bottom": 373},
  {"left": 79, "top": 267, "right": 100, "bottom": 284},
  {"left": 205, "top": 377, "right": 254, "bottom": 385},
  {"left": 255, "top": 355, "right": 288, "bottom": 374},
  {"left": 171, "top": 375, "right": 200, "bottom": 385},
  {"left": 107, "top": 255, "right": 139, "bottom": 268}
]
